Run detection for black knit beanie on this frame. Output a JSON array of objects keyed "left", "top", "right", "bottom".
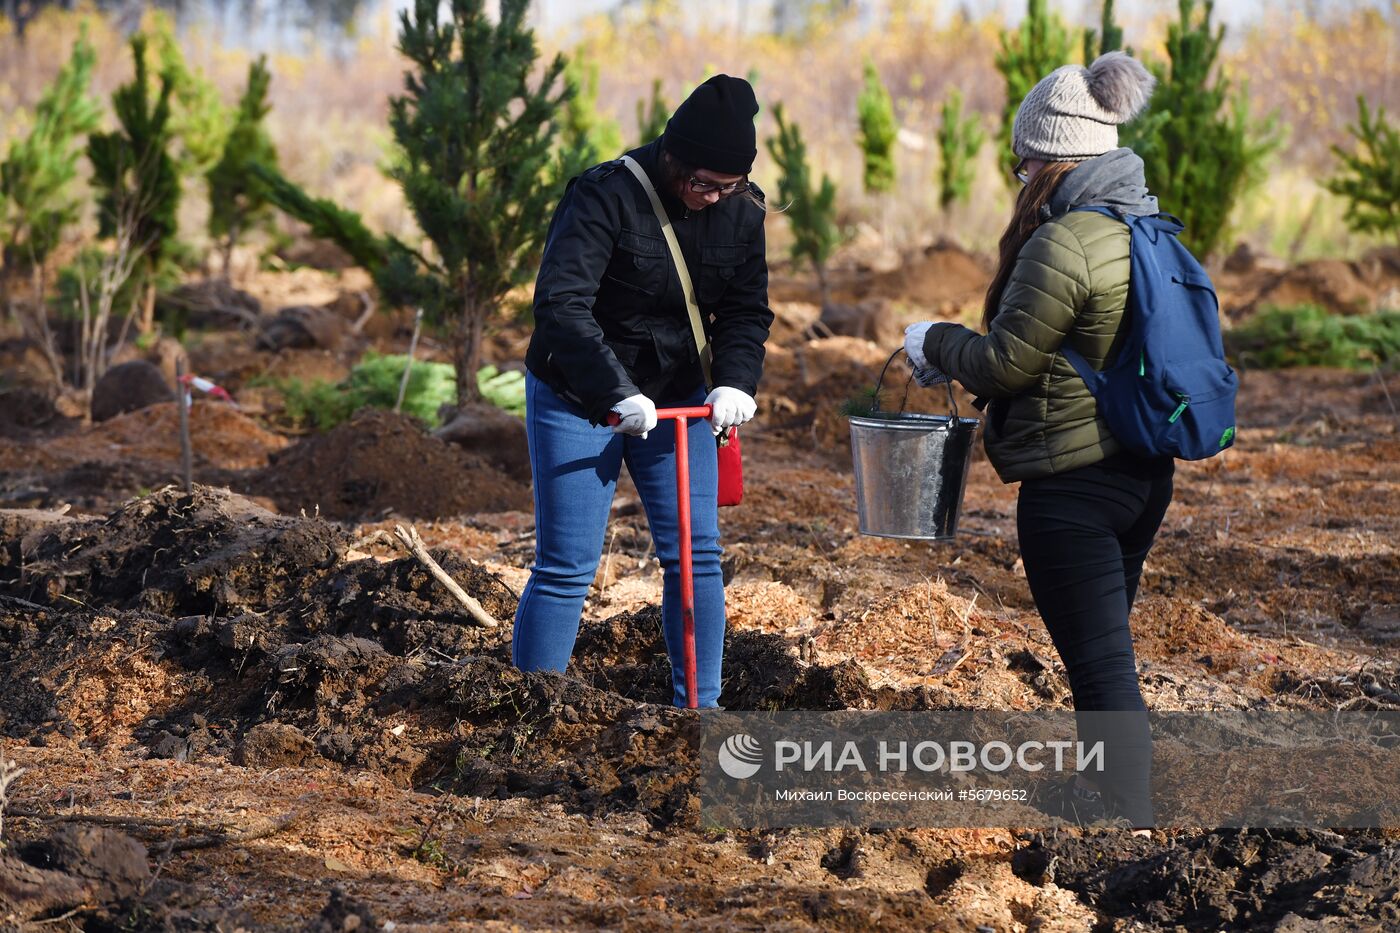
[{"left": 662, "top": 74, "right": 759, "bottom": 175}]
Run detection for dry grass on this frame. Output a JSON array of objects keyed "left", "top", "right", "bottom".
[{"left": 0, "top": 4, "right": 1395, "bottom": 262}]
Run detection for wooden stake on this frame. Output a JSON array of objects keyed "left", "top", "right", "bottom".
[
  {"left": 176, "top": 358, "right": 192, "bottom": 492},
  {"left": 392, "top": 524, "right": 499, "bottom": 628},
  {"left": 395, "top": 307, "right": 425, "bottom": 414}
]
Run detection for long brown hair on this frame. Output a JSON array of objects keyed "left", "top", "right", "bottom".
[{"left": 982, "top": 161, "right": 1080, "bottom": 329}]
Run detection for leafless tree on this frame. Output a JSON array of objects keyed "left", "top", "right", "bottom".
[{"left": 75, "top": 188, "right": 155, "bottom": 394}]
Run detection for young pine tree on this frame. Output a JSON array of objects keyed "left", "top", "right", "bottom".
[
  {"left": 994, "top": 0, "right": 1073, "bottom": 186},
  {"left": 250, "top": 163, "right": 422, "bottom": 292},
  {"left": 0, "top": 28, "right": 101, "bottom": 383},
  {"left": 856, "top": 60, "right": 897, "bottom": 195},
  {"left": 1081, "top": 0, "right": 1125, "bottom": 63},
  {"left": 766, "top": 103, "right": 840, "bottom": 310},
  {"left": 1325, "top": 96, "right": 1400, "bottom": 247},
  {"left": 937, "top": 89, "right": 984, "bottom": 213},
  {"left": 559, "top": 53, "right": 623, "bottom": 174},
  {"left": 149, "top": 11, "right": 231, "bottom": 177},
  {"left": 1126, "top": 0, "right": 1277, "bottom": 259},
  {"left": 636, "top": 79, "right": 670, "bottom": 147},
  {"left": 390, "top": 0, "right": 571, "bottom": 406},
  {"left": 87, "top": 33, "right": 182, "bottom": 336},
  {"left": 208, "top": 56, "right": 278, "bottom": 280}
]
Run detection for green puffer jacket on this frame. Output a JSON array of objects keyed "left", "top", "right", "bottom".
[{"left": 924, "top": 209, "right": 1129, "bottom": 483}]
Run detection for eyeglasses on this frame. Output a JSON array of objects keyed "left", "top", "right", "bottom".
[
  {"left": 688, "top": 176, "right": 748, "bottom": 196},
  {"left": 1013, "top": 159, "right": 1029, "bottom": 186}
]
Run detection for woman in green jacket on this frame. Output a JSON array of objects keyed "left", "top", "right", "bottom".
[{"left": 904, "top": 52, "right": 1166, "bottom": 830}]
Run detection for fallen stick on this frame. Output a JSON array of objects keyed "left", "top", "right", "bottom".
[
  {"left": 162, "top": 808, "right": 302, "bottom": 853},
  {"left": 392, "top": 524, "right": 499, "bottom": 628}
]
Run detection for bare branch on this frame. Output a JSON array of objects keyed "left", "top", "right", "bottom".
[{"left": 392, "top": 524, "right": 499, "bottom": 628}]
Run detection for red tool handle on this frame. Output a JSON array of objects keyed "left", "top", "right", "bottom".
[
  {"left": 604, "top": 405, "right": 713, "bottom": 425},
  {"left": 602, "top": 404, "right": 711, "bottom": 709}
]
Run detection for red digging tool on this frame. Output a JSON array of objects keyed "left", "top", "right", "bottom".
[{"left": 606, "top": 405, "right": 712, "bottom": 709}]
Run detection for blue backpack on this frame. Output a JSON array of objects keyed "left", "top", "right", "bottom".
[{"left": 1059, "top": 207, "right": 1238, "bottom": 461}]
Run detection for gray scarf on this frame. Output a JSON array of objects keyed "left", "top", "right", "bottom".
[{"left": 1043, "top": 147, "right": 1158, "bottom": 220}]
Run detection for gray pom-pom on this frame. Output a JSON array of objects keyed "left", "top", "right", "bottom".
[{"left": 1086, "top": 51, "right": 1155, "bottom": 122}]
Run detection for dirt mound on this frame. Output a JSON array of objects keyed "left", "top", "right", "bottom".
[
  {"left": 91, "top": 401, "right": 285, "bottom": 470},
  {"left": 0, "top": 337, "right": 58, "bottom": 395},
  {"left": 433, "top": 402, "right": 531, "bottom": 481},
  {"left": 868, "top": 240, "right": 991, "bottom": 310},
  {"left": 1, "top": 490, "right": 706, "bottom": 822},
  {"left": 766, "top": 300, "right": 822, "bottom": 346},
  {"left": 2, "top": 825, "right": 148, "bottom": 924},
  {"left": 761, "top": 337, "right": 901, "bottom": 451},
  {"left": 816, "top": 298, "right": 903, "bottom": 345},
  {"left": 0, "top": 401, "right": 288, "bottom": 477},
  {"left": 157, "top": 278, "right": 262, "bottom": 329},
  {"left": 567, "top": 605, "right": 885, "bottom": 711},
  {"left": 0, "top": 386, "right": 60, "bottom": 435},
  {"left": 90, "top": 360, "right": 174, "bottom": 422},
  {"left": 724, "top": 580, "right": 815, "bottom": 632},
  {"left": 813, "top": 579, "right": 1064, "bottom": 710},
  {"left": 1129, "top": 596, "right": 1260, "bottom": 671},
  {"left": 253, "top": 408, "right": 531, "bottom": 520},
  {"left": 16, "top": 485, "right": 347, "bottom": 616},
  {"left": 762, "top": 335, "right": 980, "bottom": 456},
  {"left": 1015, "top": 829, "right": 1400, "bottom": 930},
  {"left": 257, "top": 303, "right": 350, "bottom": 351},
  {"left": 0, "top": 819, "right": 282, "bottom": 929},
  {"left": 0, "top": 605, "right": 699, "bottom": 823},
  {"left": 300, "top": 549, "right": 519, "bottom": 655},
  {"left": 1230, "top": 252, "right": 1400, "bottom": 319},
  {"left": 769, "top": 241, "right": 991, "bottom": 311}
]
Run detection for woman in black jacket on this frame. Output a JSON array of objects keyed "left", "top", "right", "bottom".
[{"left": 515, "top": 75, "right": 774, "bottom": 708}]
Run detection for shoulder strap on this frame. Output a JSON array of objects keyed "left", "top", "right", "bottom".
[{"left": 620, "top": 154, "right": 713, "bottom": 389}]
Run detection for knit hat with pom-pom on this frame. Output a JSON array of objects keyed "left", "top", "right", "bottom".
[{"left": 1012, "top": 51, "right": 1155, "bottom": 161}]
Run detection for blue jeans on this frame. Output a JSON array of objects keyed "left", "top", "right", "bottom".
[{"left": 513, "top": 373, "right": 726, "bottom": 707}]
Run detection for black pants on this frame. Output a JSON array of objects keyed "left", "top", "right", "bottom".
[{"left": 1018, "top": 452, "right": 1174, "bottom": 825}]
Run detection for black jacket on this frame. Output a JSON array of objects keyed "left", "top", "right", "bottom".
[{"left": 525, "top": 139, "right": 773, "bottom": 424}]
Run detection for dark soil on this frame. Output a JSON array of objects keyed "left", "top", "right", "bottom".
[
  {"left": 0, "top": 823, "right": 255, "bottom": 930},
  {"left": 0, "top": 484, "right": 942, "bottom": 844},
  {"left": 248, "top": 408, "right": 532, "bottom": 520},
  {"left": 1014, "top": 828, "right": 1400, "bottom": 930},
  {"left": 14, "top": 485, "right": 347, "bottom": 616},
  {"left": 2, "top": 283, "right": 1398, "bottom": 929}
]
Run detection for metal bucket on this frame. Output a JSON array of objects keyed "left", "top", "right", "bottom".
[{"left": 848, "top": 349, "right": 980, "bottom": 541}]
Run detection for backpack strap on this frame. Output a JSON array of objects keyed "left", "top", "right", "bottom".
[
  {"left": 620, "top": 154, "right": 714, "bottom": 390},
  {"left": 1058, "top": 345, "right": 1102, "bottom": 390},
  {"left": 1071, "top": 204, "right": 1126, "bottom": 222},
  {"left": 1062, "top": 204, "right": 1137, "bottom": 390}
]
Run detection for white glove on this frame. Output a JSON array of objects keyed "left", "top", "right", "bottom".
[
  {"left": 611, "top": 393, "right": 657, "bottom": 438},
  {"left": 903, "top": 321, "right": 935, "bottom": 369},
  {"left": 705, "top": 386, "right": 757, "bottom": 436},
  {"left": 904, "top": 321, "right": 959, "bottom": 371}
]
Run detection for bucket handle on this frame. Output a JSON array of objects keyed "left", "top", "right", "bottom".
[{"left": 872, "top": 347, "right": 960, "bottom": 419}]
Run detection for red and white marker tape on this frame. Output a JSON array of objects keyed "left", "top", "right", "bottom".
[{"left": 178, "top": 373, "right": 238, "bottom": 408}]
